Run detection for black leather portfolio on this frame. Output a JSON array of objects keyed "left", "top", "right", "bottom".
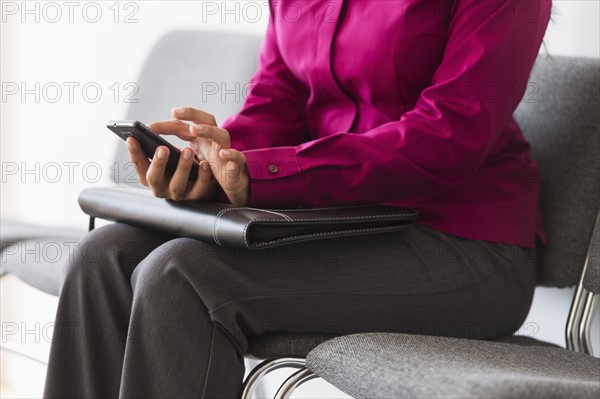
[{"left": 78, "top": 187, "right": 418, "bottom": 249}]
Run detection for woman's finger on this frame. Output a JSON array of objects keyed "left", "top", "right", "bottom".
[
  {"left": 188, "top": 137, "right": 213, "bottom": 162},
  {"left": 172, "top": 107, "right": 217, "bottom": 126},
  {"left": 219, "top": 148, "right": 246, "bottom": 165},
  {"left": 146, "top": 146, "right": 170, "bottom": 198},
  {"left": 125, "top": 137, "right": 150, "bottom": 186},
  {"left": 193, "top": 148, "right": 207, "bottom": 162},
  {"left": 190, "top": 124, "right": 230, "bottom": 148},
  {"left": 167, "top": 147, "right": 196, "bottom": 201},
  {"left": 147, "top": 120, "right": 195, "bottom": 141},
  {"left": 215, "top": 148, "right": 247, "bottom": 190},
  {"left": 186, "top": 161, "right": 216, "bottom": 200}
]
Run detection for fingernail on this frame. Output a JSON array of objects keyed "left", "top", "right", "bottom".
[
  {"left": 157, "top": 148, "right": 167, "bottom": 159},
  {"left": 173, "top": 107, "right": 185, "bottom": 115},
  {"left": 192, "top": 124, "right": 205, "bottom": 133},
  {"left": 221, "top": 149, "right": 231, "bottom": 158},
  {"left": 182, "top": 148, "right": 191, "bottom": 160}
]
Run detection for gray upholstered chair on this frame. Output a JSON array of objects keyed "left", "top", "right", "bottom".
[
  {"left": 292, "top": 55, "right": 600, "bottom": 398},
  {"left": 0, "top": 30, "right": 334, "bottom": 397}
]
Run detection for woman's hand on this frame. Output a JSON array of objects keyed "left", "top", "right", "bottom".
[
  {"left": 172, "top": 107, "right": 250, "bottom": 206},
  {"left": 125, "top": 130, "right": 216, "bottom": 202},
  {"left": 129, "top": 107, "right": 251, "bottom": 206}
]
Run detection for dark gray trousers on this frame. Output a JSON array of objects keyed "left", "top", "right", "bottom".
[{"left": 43, "top": 222, "right": 537, "bottom": 398}]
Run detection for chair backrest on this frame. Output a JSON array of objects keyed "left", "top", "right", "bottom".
[
  {"left": 514, "top": 55, "right": 600, "bottom": 287},
  {"left": 113, "top": 30, "right": 263, "bottom": 182}
]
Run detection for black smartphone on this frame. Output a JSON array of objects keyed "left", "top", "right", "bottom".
[{"left": 107, "top": 120, "right": 199, "bottom": 181}]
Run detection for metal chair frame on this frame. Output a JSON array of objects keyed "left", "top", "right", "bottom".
[
  {"left": 565, "top": 247, "right": 598, "bottom": 355},
  {"left": 241, "top": 357, "right": 306, "bottom": 398}
]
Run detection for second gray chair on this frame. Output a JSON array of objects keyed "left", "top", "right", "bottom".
[{"left": 300, "top": 55, "right": 600, "bottom": 398}]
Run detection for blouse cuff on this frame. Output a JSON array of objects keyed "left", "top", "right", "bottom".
[{"left": 242, "top": 146, "right": 305, "bottom": 207}]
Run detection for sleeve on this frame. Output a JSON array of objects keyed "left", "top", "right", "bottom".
[
  {"left": 221, "top": 2, "right": 311, "bottom": 152},
  {"left": 236, "top": 0, "right": 552, "bottom": 207}
]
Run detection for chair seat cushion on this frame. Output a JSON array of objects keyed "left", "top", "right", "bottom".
[
  {"left": 306, "top": 332, "right": 600, "bottom": 399},
  {"left": 1, "top": 219, "right": 84, "bottom": 295},
  {"left": 1, "top": 219, "right": 83, "bottom": 250}
]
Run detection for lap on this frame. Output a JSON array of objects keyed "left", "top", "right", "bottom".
[{"left": 84, "top": 222, "right": 537, "bottom": 340}]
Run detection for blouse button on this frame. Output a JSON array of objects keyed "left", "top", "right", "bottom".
[{"left": 267, "top": 164, "right": 279, "bottom": 174}]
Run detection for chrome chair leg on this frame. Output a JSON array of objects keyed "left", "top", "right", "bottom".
[
  {"left": 274, "top": 368, "right": 318, "bottom": 399},
  {"left": 579, "top": 291, "right": 598, "bottom": 356},
  {"left": 241, "top": 357, "right": 306, "bottom": 399},
  {"left": 566, "top": 282, "right": 586, "bottom": 351},
  {"left": 566, "top": 240, "right": 599, "bottom": 355}
]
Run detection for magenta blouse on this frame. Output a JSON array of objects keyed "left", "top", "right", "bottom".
[{"left": 222, "top": 0, "right": 552, "bottom": 248}]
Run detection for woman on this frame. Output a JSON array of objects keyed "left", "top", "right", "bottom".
[{"left": 44, "top": 0, "right": 552, "bottom": 397}]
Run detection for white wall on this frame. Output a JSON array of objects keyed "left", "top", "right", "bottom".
[
  {"left": 543, "top": 0, "right": 600, "bottom": 58},
  {"left": 1, "top": 1, "right": 599, "bottom": 398},
  {"left": 1, "top": 0, "right": 269, "bottom": 229}
]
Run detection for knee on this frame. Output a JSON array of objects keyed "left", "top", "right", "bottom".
[
  {"left": 130, "top": 238, "right": 213, "bottom": 296},
  {"left": 63, "top": 223, "right": 142, "bottom": 281}
]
